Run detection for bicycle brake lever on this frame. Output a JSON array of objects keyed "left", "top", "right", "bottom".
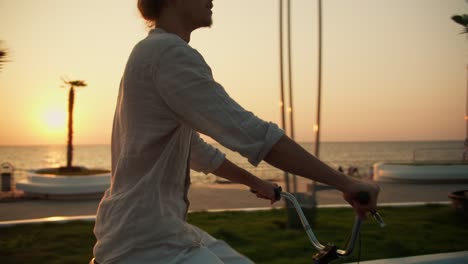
[
  {"left": 355, "top": 192, "right": 386, "bottom": 228},
  {"left": 370, "top": 210, "right": 386, "bottom": 228}
]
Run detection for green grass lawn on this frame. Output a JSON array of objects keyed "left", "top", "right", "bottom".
[{"left": 1, "top": 205, "right": 467, "bottom": 264}]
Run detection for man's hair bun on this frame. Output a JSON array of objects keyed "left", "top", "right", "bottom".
[{"left": 138, "top": 0, "right": 165, "bottom": 26}]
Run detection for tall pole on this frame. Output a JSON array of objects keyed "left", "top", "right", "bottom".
[
  {"left": 279, "top": 0, "right": 290, "bottom": 192},
  {"left": 287, "top": 0, "right": 297, "bottom": 193},
  {"left": 314, "top": 0, "right": 323, "bottom": 159},
  {"left": 466, "top": 65, "right": 468, "bottom": 144},
  {"left": 464, "top": 65, "right": 468, "bottom": 160},
  {"left": 311, "top": 0, "right": 323, "bottom": 205}
]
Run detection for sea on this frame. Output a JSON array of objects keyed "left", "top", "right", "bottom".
[{"left": 0, "top": 141, "right": 464, "bottom": 187}]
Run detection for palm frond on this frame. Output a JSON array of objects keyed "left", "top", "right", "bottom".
[
  {"left": 61, "top": 76, "right": 87, "bottom": 88},
  {"left": 0, "top": 44, "right": 8, "bottom": 72},
  {"left": 452, "top": 14, "right": 468, "bottom": 34},
  {"left": 0, "top": 51, "right": 5, "bottom": 71},
  {"left": 60, "top": 76, "right": 68, "bottom": 84},
  {"left": 452, "top": 15, "right": 468, "bottom": 26},
  {"left": 68, "top": 80, "right": 87, "bottom": 87}
]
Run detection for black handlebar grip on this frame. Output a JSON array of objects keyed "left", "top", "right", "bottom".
[
  {"left": 250, "top": 186, "right": 282, "bottom": 201},
  {"left": 355, "top": 191, "right": 370, "bottom": 205},
  {"left": 274, "top": 186, "right": 282, "bottom": 201}
]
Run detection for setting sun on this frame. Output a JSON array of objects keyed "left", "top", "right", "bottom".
[
  {"left": 44, "top": 109, "right": 66, "bottom": 129},
  {"left": 34, "top": 106, "right": 68, "bottom": 142}
]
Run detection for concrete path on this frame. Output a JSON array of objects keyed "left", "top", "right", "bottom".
[
  {"left": 1, "top": 181, "right": 466, "bottom": 221},
  {"left": 346, "top": 251, "right": 468, "bottom": 264},
  {"left": 1, "top": 181, "right": 467, "bottom": 264}
]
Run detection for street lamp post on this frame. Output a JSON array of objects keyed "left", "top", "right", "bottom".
[
  {"left": 314, "top": 0, "right": 323, "bottom": 159},
  {"left": 286, "top": 0, "right": 298, "bottom": 193},
  {"left": 279, "top": 0, "right": 291, "bottom": 192},
  {"left": 310, "top": 0, "right": 323, "bottom": 209},
  {"left": 464, "top": 65, "right": 468, "bottom": 160}
]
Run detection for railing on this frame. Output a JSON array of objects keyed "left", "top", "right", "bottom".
[
  {"left": 192, "top": 158, "right": 375, "bottom": 184},
  {"left": 412, "top": 147, "right": 465, "bottom": 162}
]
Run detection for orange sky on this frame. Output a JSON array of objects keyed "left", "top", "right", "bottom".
[{"left": 0, "top": 0, "right": 467, "bottom": 145}]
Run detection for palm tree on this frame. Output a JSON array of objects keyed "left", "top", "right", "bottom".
[
  {"left": 61, "top": 77, "right": 87, "bottom": 171},
  {"left": 0, "top": 42, "right": 7, "bottom": 72},
  {"left": 452, "top": 13, "right": 468, "bottom": 159},
  {"left": 452, "top": 14, "right": 468, "bottom": 34}
]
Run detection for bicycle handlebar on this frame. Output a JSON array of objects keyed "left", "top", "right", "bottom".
[
  {"left": 276, "top": 187, "right": 385, "bottom": 262},
  {"left": 280, "top": 191, "right": 361, "bottom": 257}
]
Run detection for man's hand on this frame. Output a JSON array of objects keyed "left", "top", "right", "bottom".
[
  {"left": 211, "top": 158, "right": 281, "bottom": 204},
  {"left": 343, "top": 179, "right": 380, "bottom": 219},
  {"left": 250, "top": 180, "right": 280, "bottom": 204}
]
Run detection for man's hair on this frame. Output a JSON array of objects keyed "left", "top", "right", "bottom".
[{"left": 138, "top": 0, "right": 166, "bottom": 27}]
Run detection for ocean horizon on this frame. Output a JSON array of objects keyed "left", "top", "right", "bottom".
[
  {"left": 0, "top": 139, "right": 463, "bottom": 147},
  {"left": 1, "top": 140, "right": 464, "bottom": 186}
]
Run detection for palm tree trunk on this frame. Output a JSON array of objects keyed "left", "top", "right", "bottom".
[{"left": 67, "top": 87, "right": 75, "bottom": 168}]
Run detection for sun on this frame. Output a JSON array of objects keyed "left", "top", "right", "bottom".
[
  {"left": 45, "top": 109, "right": 66, "bottom": 129},
  {"left": 32, "top": 106, "right": 68, "bottom": 143},
  {"left": 40, "top": 108, "right": 67, "bottom": 137}
]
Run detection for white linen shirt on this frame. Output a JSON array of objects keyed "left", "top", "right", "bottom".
[{"left": 93, "top": 28, "right": 284, "bottom": 263}]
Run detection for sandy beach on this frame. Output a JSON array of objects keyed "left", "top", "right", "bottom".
[{"left": 1, "top": 180, "right": 467, "bottom": 222}]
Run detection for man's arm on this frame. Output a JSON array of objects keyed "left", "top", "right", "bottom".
[
  {"left": 212, "top": 158, "right": 279, "bottom": 204},
  {"left": 264, "top": 135, "right": 351, "bottom": 192},
  {"left": 264, "top": 135, "right": 379, "bottom": 216}
]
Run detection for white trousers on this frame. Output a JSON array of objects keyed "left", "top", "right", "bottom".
[
  {"left": 177, "top": 239, "right": 253, "bottom": 264},
  {"left": 115, "top": 225, "right": 254, "bottom": 264}
]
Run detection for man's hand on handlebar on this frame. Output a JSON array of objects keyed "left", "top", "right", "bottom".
[
  {"left": 343, "top": 179, "right": 380, "bottom": 219},
  {"left": 250, "top": 180, "right": 281, "bottom": 204}
]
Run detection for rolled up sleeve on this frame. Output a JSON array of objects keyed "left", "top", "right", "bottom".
[
  {"left": 190, "top": 132, "right": 225, "bottom": 174},
  {"left": 153, "top": 44, "right": 284, "bottom": 166}
]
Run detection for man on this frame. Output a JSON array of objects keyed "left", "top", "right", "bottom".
[{"left": 92, "top": 0, "right": 380, "bottom": 263}]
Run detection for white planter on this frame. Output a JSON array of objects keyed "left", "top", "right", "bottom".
[
  {"left": 373, "top": 162, "right": 468, "bottom": 183},
  {"left": 16, "top": 168, "right": 110, "bottom": 197}
]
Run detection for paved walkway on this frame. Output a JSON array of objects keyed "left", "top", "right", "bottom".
[
  {"left": 1, "top": 181, "right": 466, "bottom": 264},
  {"left": 1, "top": 181, "right": 466, "bottom": 222},
  {"left": 346, "top": 251, "right": 468, "bottom": 264}
]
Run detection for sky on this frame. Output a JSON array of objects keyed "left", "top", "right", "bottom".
[{"left": 0, "top": 0, "right": 467, "bottom": 146}]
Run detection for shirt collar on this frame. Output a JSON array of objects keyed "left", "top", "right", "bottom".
[{"left": 149, "top": 27, "right": 166, "bottom": 35}]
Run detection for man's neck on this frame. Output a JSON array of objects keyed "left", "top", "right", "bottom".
[{"left": 156, "top": 15, "right": 193, "bottom": 43}]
